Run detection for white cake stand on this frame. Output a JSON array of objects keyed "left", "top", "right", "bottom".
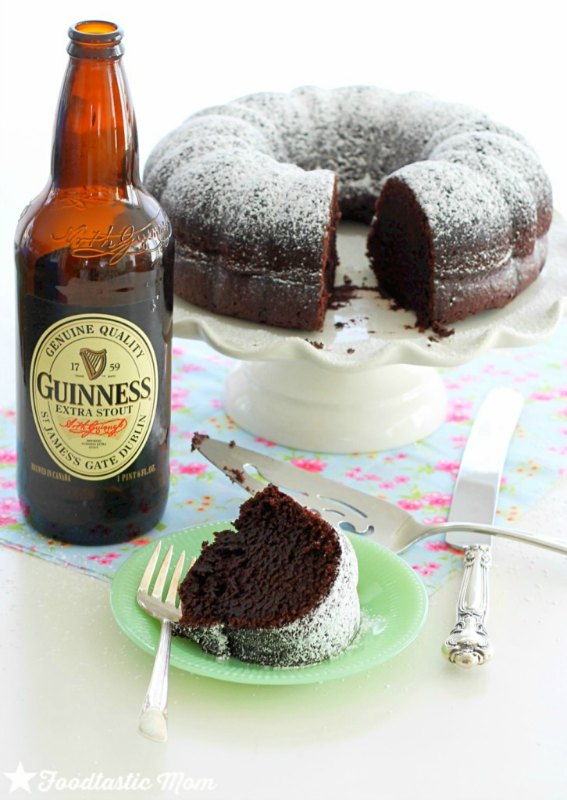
[{"left": 172, "top": 214, "right": 567, "bottom": 453}]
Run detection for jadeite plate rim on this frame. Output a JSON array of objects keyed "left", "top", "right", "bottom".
[{"left": 110, "top": 521, "right": 428, "bottom": 685}]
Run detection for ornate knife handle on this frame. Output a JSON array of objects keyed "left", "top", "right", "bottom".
[{"left": 443, "top": 544, "right": 493, "bottom": 668}]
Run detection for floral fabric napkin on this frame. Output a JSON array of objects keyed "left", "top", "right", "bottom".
[{"left": 0, "top": 318, "right": 565, "bottom": 594}]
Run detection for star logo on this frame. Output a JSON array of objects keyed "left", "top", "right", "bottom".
[{"left": 3, "top": 762, "right": 36, "bottom": 793}]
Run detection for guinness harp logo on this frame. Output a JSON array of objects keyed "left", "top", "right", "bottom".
[
  {"left": 80, "top": 348, "right": 107, "bottom": 380},
  {"left": 30, "top": 313, "right": 158, "bottom": 481}
]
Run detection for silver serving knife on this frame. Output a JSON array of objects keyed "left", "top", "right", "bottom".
[{"left": 442, "top": 388, "right": 524, "bottom": 668}]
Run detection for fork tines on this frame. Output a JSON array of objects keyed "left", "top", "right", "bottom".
[{"left": 139, "top": 542, "right": 184, "bottom": 606}]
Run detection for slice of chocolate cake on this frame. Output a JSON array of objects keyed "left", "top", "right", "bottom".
[{"left": 176, "top": 485, "right": 360, "bottom": 667}]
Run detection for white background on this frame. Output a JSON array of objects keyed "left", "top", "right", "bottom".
[
  {"left": 0, "top": 3, "right": 566, "bottom": 800},
  {"left": 1, "top": 0, "right": 565, "bottom": 397}
]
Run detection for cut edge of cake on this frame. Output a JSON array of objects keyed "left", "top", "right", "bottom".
[{"left": 175, "top": 484, "right": 361, "bottom": 667}]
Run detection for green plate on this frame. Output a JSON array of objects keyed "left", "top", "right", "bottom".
[{"left": 110, "top": 522, "right": 428, "bottom": 685}]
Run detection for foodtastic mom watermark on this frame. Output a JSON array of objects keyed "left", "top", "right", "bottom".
[{"left": 3, "top": 762, "right": 217, "bottom": 794}]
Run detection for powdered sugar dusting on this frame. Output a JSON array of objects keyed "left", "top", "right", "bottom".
[
  {"left": 145, "top": 85, "right": 552, "bottom": 331},
  {"left": 163, "top": 150, "right": 335, "bottom": 272},
  {"left": 177, "top": 530, "right": 361, "bottom": 668},
  {"left": 430, "top": 130, "right": 552, "bottom": 236},
  {"left": 387, "top": 160, "right": 513, "bottom": 272}
]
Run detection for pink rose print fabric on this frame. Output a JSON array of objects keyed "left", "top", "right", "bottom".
[{"left": 0, "top": 317, "right": 565, "bottom": 595}]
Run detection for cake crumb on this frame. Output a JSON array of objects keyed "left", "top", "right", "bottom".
[
  {"left": 431, "top": 321, "right": 455, "bottom": 338},
  {"left": 307, "top": 340, "right": 324, "bottom": 349},
  {"left": 191, "top": 432, "right": 209, "bottom": 452},
  {"left": 328, "top": 282, "right": 359, "bottom": 309},
  {"left": 225, "top": 466, "right": 245, "bottom": 484}
]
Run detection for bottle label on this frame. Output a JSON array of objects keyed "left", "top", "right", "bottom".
[{"left": 29, "top": 313, "right": 158, "bottom": 481}]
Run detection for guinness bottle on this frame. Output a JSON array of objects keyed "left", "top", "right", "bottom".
[{"left": 15, "top": 21, "right": 173, "bottom": 545}]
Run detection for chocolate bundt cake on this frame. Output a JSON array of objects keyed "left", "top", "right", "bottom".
[
  {"left": 145, "top": 87, "right": 552, "bottom": 331},
  {"left": 176, "top": 485, "right": 360, "bottom": 667}
]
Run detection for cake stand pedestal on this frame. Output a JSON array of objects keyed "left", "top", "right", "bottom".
[
  {"left": 224, "top": 361, "right": 446, "bottom": 452},
  {"left": 173, "top": 216, "right": 567, "bottom": 453}
]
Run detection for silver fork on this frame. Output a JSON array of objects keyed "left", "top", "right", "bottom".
[{"left": 136, "top": 541, "right": 186, "bottom": 743}]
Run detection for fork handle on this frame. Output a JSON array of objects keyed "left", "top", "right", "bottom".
[
  {"left": 138, "top": 619, "right": 172, "bottom": 742},
  {"left": 443, "top": 545, "right": 493, "bottom": 668}
]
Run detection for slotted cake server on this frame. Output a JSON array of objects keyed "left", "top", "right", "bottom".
[{"left": 191, "top": 436, "right": 567, "bottom": 555}]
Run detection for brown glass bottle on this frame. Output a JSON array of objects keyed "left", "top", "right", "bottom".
[{"left": 15, "top": 21, "right": 173, "bottom": 545}]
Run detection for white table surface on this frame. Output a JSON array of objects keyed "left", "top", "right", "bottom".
[
  {"left": 1, "top": 488, "right": 566, "bottom": 800},
  {"left": 1, "top": 2, "right": 566, "bottom": 798}
]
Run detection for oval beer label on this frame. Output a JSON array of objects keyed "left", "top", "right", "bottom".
[{"left": 30, "top": 313, "right": 158, "bottom": 481}]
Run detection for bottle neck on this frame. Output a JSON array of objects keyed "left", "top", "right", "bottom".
[{"left": 51, "top": 53, "right": 140, "bottom": 191}]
